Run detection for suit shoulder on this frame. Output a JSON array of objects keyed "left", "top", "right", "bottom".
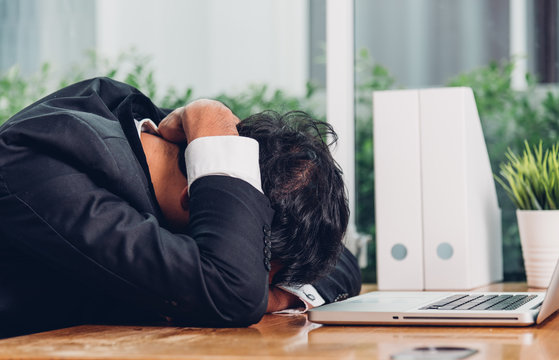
[{"left": 3, "top": 77, "right": 141, "bottom": 125}]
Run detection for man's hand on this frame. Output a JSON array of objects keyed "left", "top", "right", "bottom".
[
  {"left": 266, "top": 286, "right": 304, "bottom": 313},
  {"left": 159, "top": 99, "right": 240, "bottom": 144}
]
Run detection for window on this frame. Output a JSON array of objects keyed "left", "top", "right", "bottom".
[{"left": 3, "top": 0, "right": 558, "bottom": 283}]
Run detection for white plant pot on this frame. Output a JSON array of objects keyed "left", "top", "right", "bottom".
[{"left": 517, "top": 210, "right": 559, "bottom": 288}]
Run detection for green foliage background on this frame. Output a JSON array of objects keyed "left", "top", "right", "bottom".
[{"left": 2, "top": 50, "right": 559, "bottom": 282}]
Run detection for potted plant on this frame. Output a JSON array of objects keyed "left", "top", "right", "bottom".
[{"left": 496, "top": 141, "right": 559, "bottom": 288}]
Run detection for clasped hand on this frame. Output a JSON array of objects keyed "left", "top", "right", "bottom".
[{"left": 159, "top": 99, "right": 240, "bottom": 144}]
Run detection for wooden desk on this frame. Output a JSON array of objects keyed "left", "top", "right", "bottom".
[{"left": 0, "top": 283, "right": 557, "bottom": 360}]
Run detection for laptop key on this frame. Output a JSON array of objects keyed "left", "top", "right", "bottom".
[
  {"left": 491, "top": 295, "right": 538, "bottom": 310},
  {"left": 453, "top": 295, "right": 494, "bottom": 310},
  {"left": 420, "top": 294, "right": 469, "bottom": 310},
  {"left": 506, "top": 295, "right": 537, "bottom": 310},
  {"left": 486, "top": 295, "right": 527, "bottom": 310},
  {"left": 462, "top": 296, "right": 499, "bottom": 310},
  {"left": 469, "top": 295, "right": 513, "bottom": 310},
  {"left": 437, "top": 295, "right": 484, "bottom": 310}
]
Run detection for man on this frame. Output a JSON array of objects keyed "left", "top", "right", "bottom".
[{"left": 0, "top": 77, "right": 360, "bottom": 338}]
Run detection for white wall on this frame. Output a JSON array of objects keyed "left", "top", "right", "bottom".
[
  {"left": 0, "top": 0, "right": 96, "bottom": 77},
  {"left": 354, "top": 0, "right": 510, "bottom": 88},
  {"left": 96, "top": 0, "right": 309, "bottom": 97}
]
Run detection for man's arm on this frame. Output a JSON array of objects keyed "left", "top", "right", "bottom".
[
  {"left": 0, "top": 160, "right": 272, "bottom": 326},
  {"left": 0, "top": 78, "right": 274, "bottom": 327},
  {"left": 267, "top": 248, "right": 361, "bottom": 312},
  {"left": 161, "top": 100, "right": 264, "bottom": 195},
  {"left": 311, "top": 247, "right": 362, "bottom": 303}
]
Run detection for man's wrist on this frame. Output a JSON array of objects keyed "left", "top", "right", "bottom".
[
  {"left": 186, "top": 123, "right": 238, "bottom": 143},
  {"left": 267, "top": 286, "right": 305, "bottom": 313},
  {"left": 185, "top": 136, "right": 262, "bottom": 194},
  {"left": 277, "top": 284, "right": 326, "bottom": 311}
]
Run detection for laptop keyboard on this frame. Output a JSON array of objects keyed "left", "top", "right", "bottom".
[{"left": 420, "top": 294, "right": 538, "bottom": 311}]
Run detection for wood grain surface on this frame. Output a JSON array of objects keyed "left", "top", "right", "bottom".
[{"left": 0, "top": 283, "right": 556, "bottom": 360}]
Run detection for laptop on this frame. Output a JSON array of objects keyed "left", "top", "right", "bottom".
[{"left": 308, "top": 261, "right": 559, "bottom": 326}]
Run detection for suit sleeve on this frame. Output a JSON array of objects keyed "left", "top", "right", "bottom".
[
  {"left": 312, "top": 247, "right": 362, "bottom": 303},
  {"left": 0, "top": 167, "right": 273, "bottom": 326},
  {"left": 0, "top": 80, "right": 275, "bottom": 326}
]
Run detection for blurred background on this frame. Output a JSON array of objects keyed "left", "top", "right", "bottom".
[{"left": 2, "top": 0, "right": 558, "bottom": 282}]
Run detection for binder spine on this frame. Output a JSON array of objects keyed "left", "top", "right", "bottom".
[{"left": 374, "top": 90, "right": 425, "bottom": 290}]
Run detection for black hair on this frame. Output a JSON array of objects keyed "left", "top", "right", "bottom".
[{"left": 237, "top": 111, "right": 349, "bottom": 285}]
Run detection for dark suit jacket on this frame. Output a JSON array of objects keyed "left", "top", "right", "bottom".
[{"left": 0, "top": 77, "right": 360, "bottom": 338}]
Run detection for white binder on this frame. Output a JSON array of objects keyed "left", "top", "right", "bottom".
[
  {"left": 373, "top": 87, "right": 503, "bottom": 290},
  {"left": 373, "top": 90, "right": 425, "bottom": 290},
  {"left": 419, "top": 88, "right": 502, "bottom": 289}
]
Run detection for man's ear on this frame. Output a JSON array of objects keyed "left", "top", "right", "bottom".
[{"left": 179, "top": 186, "right": 189, "bottom": 211}]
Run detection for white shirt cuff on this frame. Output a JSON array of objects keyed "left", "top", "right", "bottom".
[
  {"left": 274, "top": 284, "right": 325, "bottom": 313},
  {"left": 135, "top": 118, "right": 160, "bottom": 137},
  {"left": 185, "top": 136, "right": 262, "bottom": 194}
]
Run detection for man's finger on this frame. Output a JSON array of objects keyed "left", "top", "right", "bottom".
[{"left": 159, "top": 108, "right": 188, "bottom": 143}]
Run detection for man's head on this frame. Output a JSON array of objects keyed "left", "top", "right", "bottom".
[
  {"left": 151, "top": 103, "right": 349, "bottom": 285},
  {"left": 238, "top": 111, "right": 349, "bottom": 285}
]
